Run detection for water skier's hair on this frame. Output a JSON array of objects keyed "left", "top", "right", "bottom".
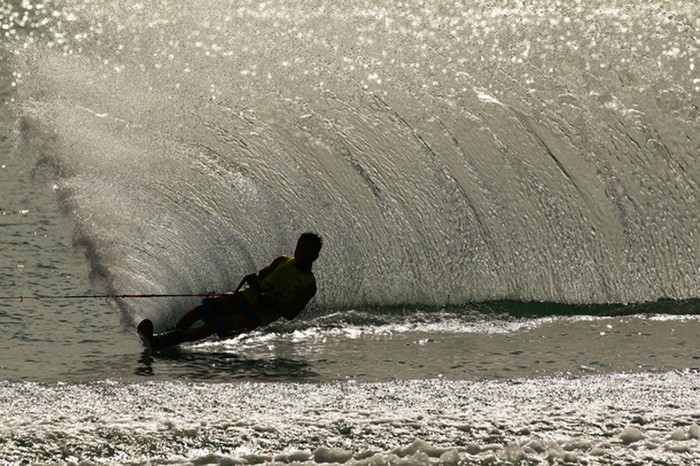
[{"left": 299, "top": 232, "right": 323, "bottom": 253}]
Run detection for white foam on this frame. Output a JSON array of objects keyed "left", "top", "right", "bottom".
[{"left": 3, "top": 372, "right": 700, "bottom": 464}]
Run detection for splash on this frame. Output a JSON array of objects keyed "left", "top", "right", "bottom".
[{"left": 4, "top": 0, "right": 699, "bottom": 321}]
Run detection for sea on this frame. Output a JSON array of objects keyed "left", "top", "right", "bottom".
[{"left": 0, "top": 0, "right": 699, "bottom": 464}]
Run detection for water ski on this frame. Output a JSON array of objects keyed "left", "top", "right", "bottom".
[
  {"left": 137, "top": 319, "right": 156, "bottom": 350},
  {"left": 137, "top": 319, "right": 184, "bottom": 351}
]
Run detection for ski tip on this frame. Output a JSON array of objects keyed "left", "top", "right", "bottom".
[{"left": 137, "top": 319, "right": 155, "bottom": 349}]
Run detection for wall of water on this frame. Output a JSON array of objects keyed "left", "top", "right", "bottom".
[{"left": 4, "top": 0, "right": 698, "bottom": 316}]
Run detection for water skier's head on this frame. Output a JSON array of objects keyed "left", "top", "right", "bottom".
[{"left": 295, "top": 232, "right": 323, "bottom": 265}]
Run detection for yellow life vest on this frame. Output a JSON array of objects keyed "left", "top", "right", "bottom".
[{"left": 241, "top": 256, "right": 315, "bottom": 325}]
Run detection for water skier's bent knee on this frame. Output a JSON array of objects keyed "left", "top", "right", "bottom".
[{"left": 194, "top": 294, "right": 260, "bottom": 338}]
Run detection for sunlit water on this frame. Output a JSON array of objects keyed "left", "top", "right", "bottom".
[{"left": 1, "top": 0, "right": 699, "bottom": 464}]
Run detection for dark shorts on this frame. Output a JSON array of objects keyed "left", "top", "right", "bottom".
[{"left": 196, "top": 293, "right": 261, "bottom": 337}]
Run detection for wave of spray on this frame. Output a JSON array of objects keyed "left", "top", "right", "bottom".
[{"left": 4, "top": 0, "right": 699, "bottom": 321}]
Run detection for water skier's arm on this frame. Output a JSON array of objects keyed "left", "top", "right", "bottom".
[{"left": 245, "top": 256, "right": 286, "bottom": 287}]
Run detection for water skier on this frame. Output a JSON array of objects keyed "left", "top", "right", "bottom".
[{"left": 138, "top": 232, "right": 322, "bottom": 349}]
